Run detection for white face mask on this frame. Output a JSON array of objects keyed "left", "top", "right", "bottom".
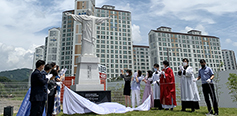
[
  {"left": 126, "top": 73, "right": 129, "bottom": 76},
  {"left": 162, "top": 65, "right": 165, "bottom": 68},
  {"left": 183, "top": 62, "right": 187, "bottom": 66},
  {"left": 54, "top": 67, "right": 57, "bottom": 70}
]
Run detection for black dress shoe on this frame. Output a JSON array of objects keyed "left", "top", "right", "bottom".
[
  {"left": 170, "top": 108, "right": 173, "bottom": 111},
  {"left": 165, "top": 108, "right": 169, "bottom": 110},
  {"left": 191, "top": 108, "right": 195, "bottom": 112},
  {"left": 214, "top": 112, "right": 219, "bottom": 115}
]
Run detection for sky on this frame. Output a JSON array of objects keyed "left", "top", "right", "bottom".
[{"left": 0, "top": 0, "right": 237, "bottom": 71}]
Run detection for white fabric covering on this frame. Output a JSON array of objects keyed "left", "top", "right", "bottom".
[{"left": 63, "top": 86, "right": 151, "bottom": 115}]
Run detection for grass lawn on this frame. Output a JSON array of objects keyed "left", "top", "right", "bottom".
[
  {"left": 57, "top": 106, "right": 237, "bottom": 116},
  {"left": 2, "top": 106, "right": 236, "bottom": 116}
]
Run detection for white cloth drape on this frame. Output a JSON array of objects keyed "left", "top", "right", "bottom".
[{"left": 63, "top": 86, "right": 151, "bottom": 115}]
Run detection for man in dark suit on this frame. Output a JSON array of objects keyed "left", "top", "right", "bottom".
[{"left": 30, "top": 60, "right": 49, "bottom": 116}]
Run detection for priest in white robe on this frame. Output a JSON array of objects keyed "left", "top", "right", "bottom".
[
  {"left": 152, "top": 64, "right": 163, "bottom": 110},
  {"left": 178, "top": 58, "right": 200, "bottom": 112}
]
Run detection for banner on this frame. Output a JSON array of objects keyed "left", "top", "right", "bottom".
[
  {"left": 16, "top": 88, "right": 46, "bottom": 116},
  {"left": 16, "top": 88, "right": 31, "bottom": 116}
]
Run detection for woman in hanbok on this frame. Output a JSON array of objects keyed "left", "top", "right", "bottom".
[
  {"left": 178, "top": 58, "right": 200, "bottom": 112},
  {"left": 120, "top": 69, "right": 132, "bottom": 107},
  {"left": 142, "top": 70, "right": 154, "bottom": 108}
]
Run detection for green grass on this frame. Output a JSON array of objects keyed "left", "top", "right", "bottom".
[
  {"left": 57, "top": 106, "right": 237, "bottom": 116},
  {"left": 1, "top": 106, "right": 237, "bottom": 116}
]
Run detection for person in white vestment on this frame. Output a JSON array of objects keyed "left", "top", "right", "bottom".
[
  {"left": 178, "top": 58, "right": 200, "bottom": 112},
  {"left": 151, "top": 64, "right": 163, "bottom": 110}
]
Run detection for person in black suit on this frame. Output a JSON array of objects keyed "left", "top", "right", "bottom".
[
  {"left": 30, "top": 60, "right": 49, "bottom": 116},
  {"left": 41, "top": 64, "right": 52, "bottom": 115},
  {"left": 47, "top": 70, "right": 57, "bottom": 116}
]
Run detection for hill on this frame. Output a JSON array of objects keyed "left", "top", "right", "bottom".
[{"left": 0, "top": 68, "right": 32, "bottom": 82}]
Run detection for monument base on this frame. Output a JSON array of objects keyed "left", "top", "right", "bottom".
[
  {"left": 71, "top": 55, "right": 104, "bottom": 91},
  {"left": 71, "top": 84, "right": 104, "bottom": 91},
  {"left": 74, "top": 90, "right": 111, "bottom": 104}
]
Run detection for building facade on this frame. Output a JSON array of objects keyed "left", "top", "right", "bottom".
[
  {"left": 60, "top": 0, "right": 133, "bottom": 78},
  {"left": 95, "top": 5, "right": 133, "bottom": 78},
  {"left": 149, "top": 26, "right": 224, "bottom": 74},
  {"left": 45, "top": 27, "right": 61, "bottom": 65},
  {"left": 222, "top": 49, "right": 237, "bottom": 70},
  {"left": 60, "top": 10, "right": 75, "bottom": 76},
  {"left": 32, "top": 45, "right": 45, "bottom": 70},
  {"left": 133, "top": 45, "right": 151, "bottom": 74}
]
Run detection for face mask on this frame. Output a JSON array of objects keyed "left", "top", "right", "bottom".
[
  {"left": 183, "top": 62, "right": 187, "bottom": 66},
  {"left": 154, "top": 68, "right": 157, "bottom": 72},
  {"left": 126, "top": 73, "right": 129, "bottom": 76},
  {"left": 54, "top": 67, "right": 57, "bottom": 70},
  {"left": 163, "top": 65, "right": 165, "bottom": 68},
  {"left": 201, "top": 65, "right": 205, "bottom": 68}
]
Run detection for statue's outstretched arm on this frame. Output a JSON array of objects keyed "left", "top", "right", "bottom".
[
  {"left": 95, "top": 17, "right": 110, "bottom": 25},
  {"left": 65, "top": 12, "right": 83, "bottom": 23}
]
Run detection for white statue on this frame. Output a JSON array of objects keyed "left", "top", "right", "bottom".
[{"left": 65, "top": 10, "right": 110, "bottom": 56}]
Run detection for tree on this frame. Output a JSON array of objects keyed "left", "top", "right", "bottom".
[
  {"left": 214, "top": 62, "right": 224, "bottom": 102},
  {"left": 226, "top": 73, "right": 237, "bottom": 103},
  {"left": 0, "top": 76, "right": 12, "bottom": 82}
]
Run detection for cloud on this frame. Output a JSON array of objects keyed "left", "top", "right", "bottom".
[
  {"left": 149, "top": 0, "right": 237, "bottom": 24},
  {"left": 132, "top": 24, "right": 143, "bottom": 44},
  {"left": 223, "top": 39, "right": 237, "bottom": 47},
  {"left": 0, "top": 0, "right": 64, "bottom": 49},
  {"left": 233, "top": 42, "right": 237, "bottom": 47},
  {"left": 0, "top": 43, "right": 35, "bottom": 71},
  {"left": 225, "top": 39, "right": 232, "bottom": 43},
  {"left": 180, "top": 24, "right": 208, "bottom": 35}
]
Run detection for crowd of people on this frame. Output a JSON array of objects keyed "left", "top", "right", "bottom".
[
  {"left": 29, "top": 58, "right": 219, "bottom": 116},
  {"left": 120, "top": 59, "right": 219, "bottom": 115},
  {"left": 30, "top": 60, "right": 65, "bottom": 116}
]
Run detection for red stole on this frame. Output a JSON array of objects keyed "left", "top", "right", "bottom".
[{"left": 160, "top": 67, "right": 177, "bottom": 106}]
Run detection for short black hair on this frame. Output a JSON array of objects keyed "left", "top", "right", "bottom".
[
  {"left": 44, "top": 64, "right": 52, "bottom": 71},
  {"left": 36, "top": 60, "right": 45, "bottom": 68},
  {"left": 147, "top": 70, "right": 153, "bottom": 78},
  {"left": 163, "top": 60, "right": 169, "bottom": 66},
  {"left": 50, "top": 69, "right": 58, "bottom": 76},
  {"left": 182, "top": 58, "right": 189, "bottom": 63},
  {"left": 153, "top": 63, "right": 159, "bottom": 68},
  {"left": 126, "top": 69, "right": 132, "bottom": 76},
  {"left": 50, "top": 62, "right": 56, "bottom": 68},
  {"left": 137, "top": 70, "right": 142, "bottom": 77},
  {"left": 200, "top": 59, "right": 206, "bottom": 63},
  {"left": 56, "top": 65, "right": 59, "bottom": 70}
]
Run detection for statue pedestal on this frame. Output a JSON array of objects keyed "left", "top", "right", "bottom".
[{"left": 71, "top": 55, "right": 104, "bottom": 91}]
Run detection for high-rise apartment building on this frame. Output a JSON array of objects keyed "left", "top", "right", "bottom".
[
  {"left": 60, "top": 10, "right": 75, "bottom": 76},
  {"left": 133, "top": 45, "right": 151, "bottom": 74},
  {"left": 95, "top": 5, "right": 133, "bottom": 78},
  {"left": 149, "top": 26, "right": 224, "bottom": 74},
  {"left": 32, "top": 45, "right": 45, "bottom": 70},
  {"left": 60, "top": 0, "right": 133, "bottom": 78},
  {"left": 222, "top": 49, "right": 237, "bottom": 70},
  {"left": 45, "top": 27, "right": 61, "bottom": 65}
]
